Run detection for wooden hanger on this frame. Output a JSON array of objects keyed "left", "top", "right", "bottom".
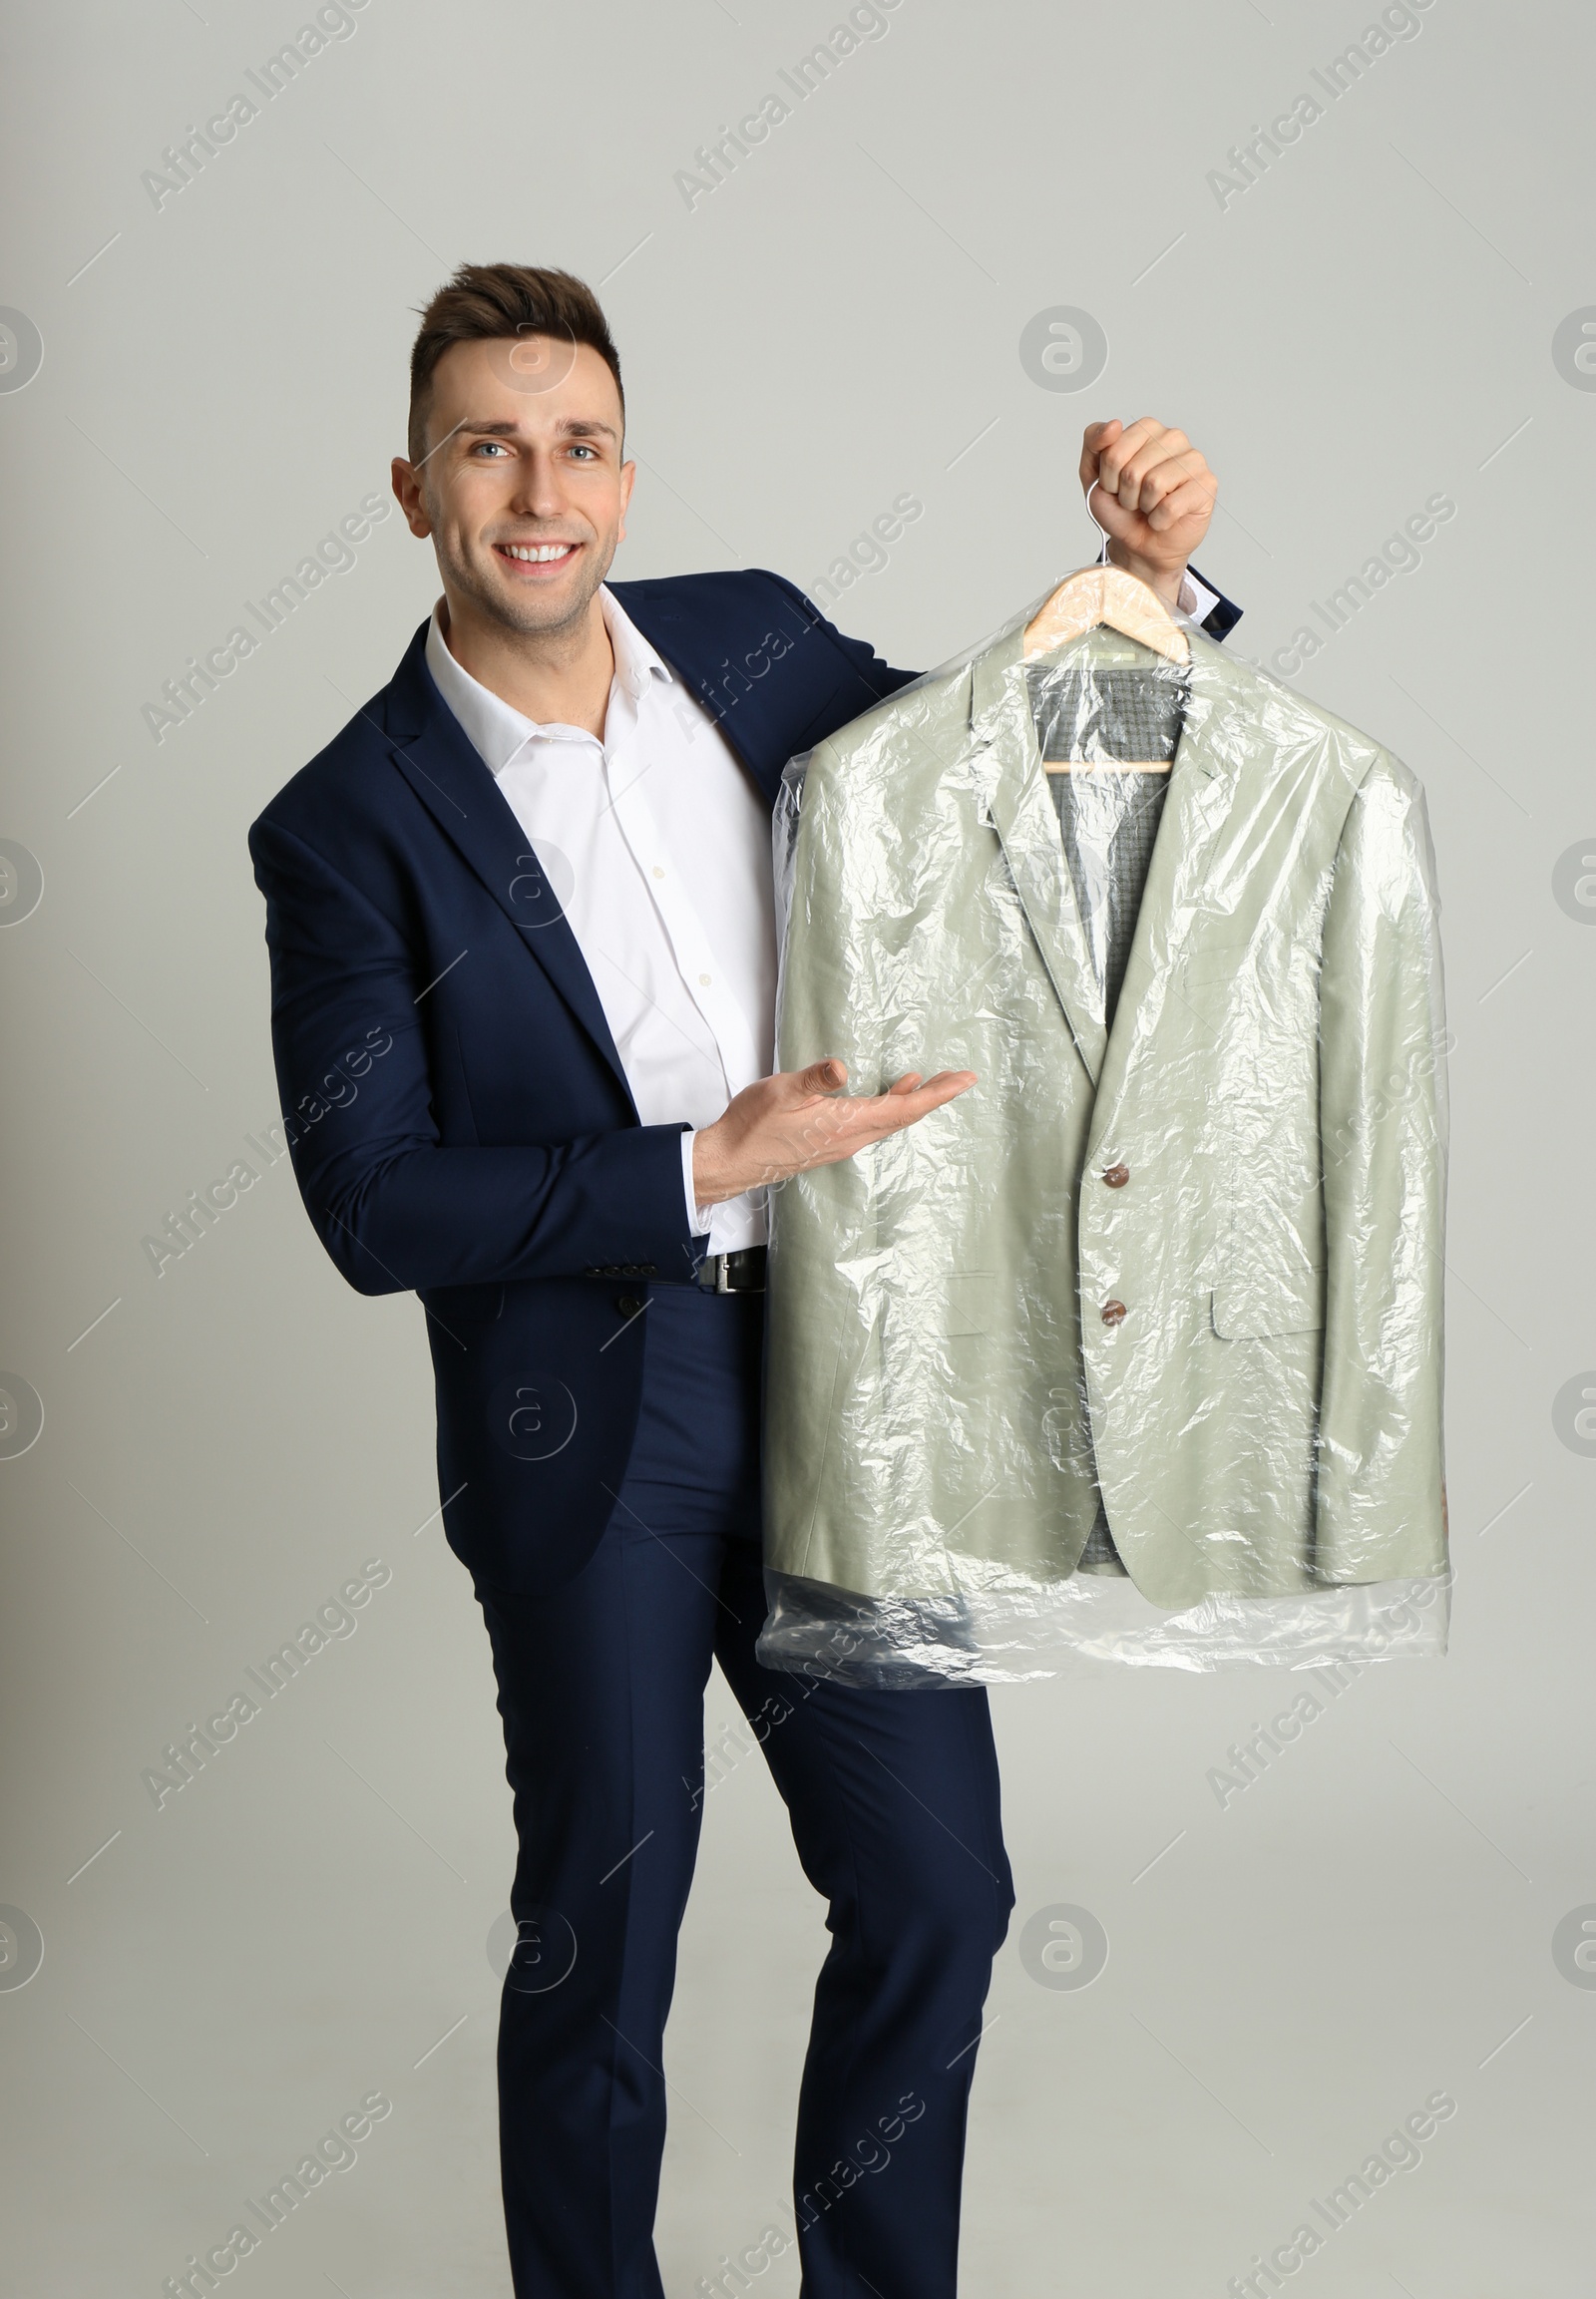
[
  {"left": 1022, "top": 562, "right": 1189, "bottom": 666},
  {"left": 1026, "top": 487, "right": 1190, "bottom": 773}
]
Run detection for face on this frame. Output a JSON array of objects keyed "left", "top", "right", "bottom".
[{"left": 392, "top": 336, "right": 633, "bottom": 640}]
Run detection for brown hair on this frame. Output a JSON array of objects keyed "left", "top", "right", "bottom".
[{"left": 407, "top": 262, "right": 624, "bottom": 462}]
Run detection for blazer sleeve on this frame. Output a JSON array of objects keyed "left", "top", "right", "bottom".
[
  {"left": 1314, "top": 754, "right": 1449, "bottom": 1581},
  {"left": 249, "top": 816, "right": 698, "bottom": 1297},
  {"left": 1182, "top": 565, "right": 1242, "bottom": 642},
  {"left": 757, "top": 569, "right": 922, "bottom": 702}
]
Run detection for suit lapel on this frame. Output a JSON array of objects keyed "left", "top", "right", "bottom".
[
  {"left": 970, "top": 629, "right": 1109, "bottom": 1086},
  {"left": 614, "top": 596, "right": 776, "bottom": 804},
  {"left": 1084, "top": 632, "right": 1247, "bottom": 1154},
  {"left": 381, "top": 624, "right": 634, "bottom": 1106}
]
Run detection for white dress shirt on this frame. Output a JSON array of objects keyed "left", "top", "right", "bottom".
[
  {"left": 425, "top": 589, "right": 776, "bottom": 1254},
  {"left": 1179, "top": 570, "right": 1219, "bottom": 626}
]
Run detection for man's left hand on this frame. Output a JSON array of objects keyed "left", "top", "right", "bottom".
[{"left": 1079, "top": 418, "right": 1219, "bottom": 608}]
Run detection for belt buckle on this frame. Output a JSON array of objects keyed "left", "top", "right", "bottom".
[{"left": 699, "top": 1248, "right": 763, "bottom": 1294}]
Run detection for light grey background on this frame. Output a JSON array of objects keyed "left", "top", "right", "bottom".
[{"left": 1, "top": 0, "right": 1591, "bottom": 2291}]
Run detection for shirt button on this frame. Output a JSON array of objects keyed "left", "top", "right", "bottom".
[
  {"left": 1100, "top": 1300, "right": 1127, "bottom": 1326},
  {"left": 652, "top": 866, "right": 665, "bottom": 879},
  {"left": 698, "top": 972, "right": 711, "bottom": 986},
  {"left": 1102, "top": 1163, "right": 1130, "bottom": 1188}
]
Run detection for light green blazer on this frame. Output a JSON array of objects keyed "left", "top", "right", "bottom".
[{"left": 763, "top": 617, "right": 1448, "bottom": 1613}]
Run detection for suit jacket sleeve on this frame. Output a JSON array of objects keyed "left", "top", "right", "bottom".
[
  {"left": 759, "top": 569, "right": 923, "bottom": 707},
  {"left": 250, "top": 816, "right": 697, "bottom": 1296},
  {"left": 1314, "top": 754, "right": 1448, "bottom": 1580}
]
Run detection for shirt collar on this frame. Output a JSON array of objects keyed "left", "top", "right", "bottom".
[{"left": 424, "top": 584, "right": 672, "bottom": 777}]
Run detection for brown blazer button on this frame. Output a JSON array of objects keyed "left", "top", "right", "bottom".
[
  {"left": 616, "top": 1294, "right": 645, "bottom": 1318},
  {"left": 1102, "top": 1162, "right": 1130, "bottom": 1188},
  {"left": 1100, "top": 1300, "right": 1127, "bottom": 1326}
]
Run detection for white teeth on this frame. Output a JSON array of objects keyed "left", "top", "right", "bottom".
[{"left": 503, "top": 543, "right": 574, "bottom": 563}]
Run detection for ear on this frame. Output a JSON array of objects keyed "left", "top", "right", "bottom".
[
  {"left": 391, "top": 455, "right": 431, "bottom": 540},
  {"left": 615, "top": 457, "right": 636, "bottom": 545}
]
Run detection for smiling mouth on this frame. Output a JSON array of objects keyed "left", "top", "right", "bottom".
[{"left": 495, "top": 541, "right": 579, "bottom": 568}]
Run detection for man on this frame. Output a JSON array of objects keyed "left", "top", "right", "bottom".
[{"left": 248, "top": 262, "right": 1236, "bottom": 2299}]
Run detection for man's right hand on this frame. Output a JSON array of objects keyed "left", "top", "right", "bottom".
[{"left": 690, "top": 1059, "right": 977, "bottom": 1209}]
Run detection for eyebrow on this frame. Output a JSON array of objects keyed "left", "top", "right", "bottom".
[{"left": 457, "top": 417, "right": 620, "bottom": 444}]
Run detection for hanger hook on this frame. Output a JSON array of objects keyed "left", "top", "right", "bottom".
[{"left": 1085, "top": 478, "right": 1112, "bottom": 567}]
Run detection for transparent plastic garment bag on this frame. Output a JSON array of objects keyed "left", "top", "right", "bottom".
[{"left": 756, "top": 572, "right": 1450, "bottom": 1686}]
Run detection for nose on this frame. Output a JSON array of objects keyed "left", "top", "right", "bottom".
[{"left": 505, "top": 446, "right": 571, "bottom": 524}]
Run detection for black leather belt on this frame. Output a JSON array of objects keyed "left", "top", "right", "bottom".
[
  {"left": 694, "top": 1246, "right": 766, "bottom": 1294},
  {"left": 583, "top": 1246, "right": 766, "bottom": 1296}
]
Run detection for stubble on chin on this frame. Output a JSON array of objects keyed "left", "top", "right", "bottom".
[{"left": 445, "top": 528, "right": 616, "bottom": 643}]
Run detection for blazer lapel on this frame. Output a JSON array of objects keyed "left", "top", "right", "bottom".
[
  {"left": 1084, "top": 632, "right": 1247, "bottom": 1153},
  {"left": 381, "top": 624, "right": 634, "bottom": 1105},
  {"left": 970, "top": 629, "right": 1109, "bottom": 1086},
  {"left": 614, "top": 597, "right": 777, "bottom": 805}
]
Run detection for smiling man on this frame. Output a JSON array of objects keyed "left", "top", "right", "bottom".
[{"left": 248, "top": 262, "right": 1237, "bottom": 2299}]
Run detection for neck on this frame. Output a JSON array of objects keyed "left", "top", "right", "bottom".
[{"left": 439, "top": 585, "right": 615, "bottom": 737}]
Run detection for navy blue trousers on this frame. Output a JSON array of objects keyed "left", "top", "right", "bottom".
[{"left": 472, "top": 1284, "right": 1014, "bottom": 2299}]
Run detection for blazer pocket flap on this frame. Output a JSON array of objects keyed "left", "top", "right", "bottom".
[
  {"left": 1211, "top": 1265, "right": 1325, "bottom": 1340},
  {"left": 421, "top": 1281, "right": 507, "bottom": 1329},
  {"left": 942, "top": 1273, "right": 998, "bottom": 1337}
]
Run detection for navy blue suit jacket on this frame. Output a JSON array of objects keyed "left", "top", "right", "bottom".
[{"left": 249, "top": 566, "right": 1240, "bottom": 1592}]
